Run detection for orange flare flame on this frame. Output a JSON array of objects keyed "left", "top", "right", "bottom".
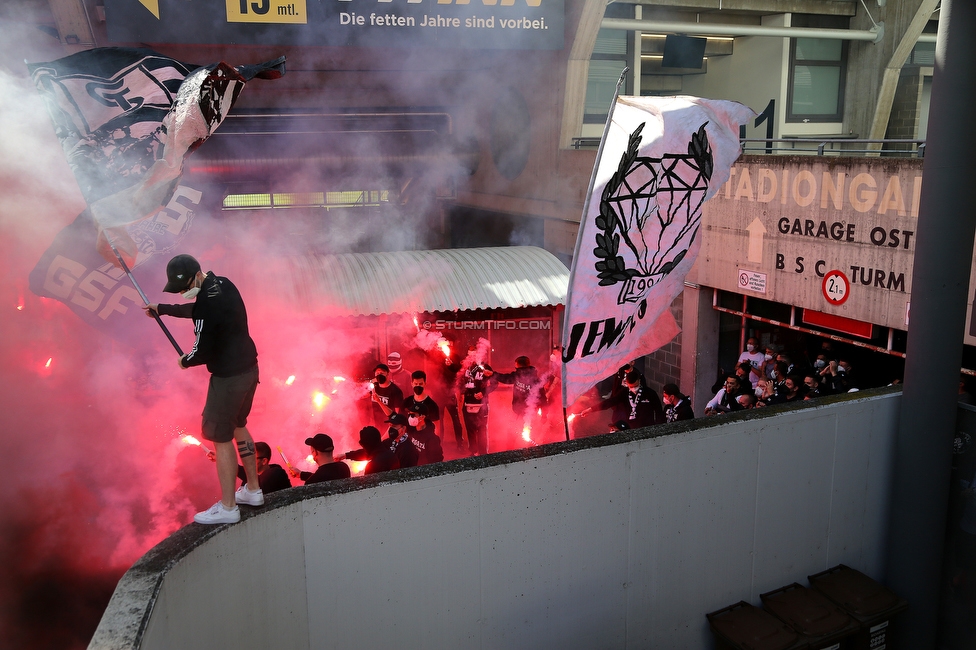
[
  {"left": 349, "top": 460, "right": 369, "bottom": 474},
  {"left": 181, "top": 435, "right": 212, "bottom": 454}
]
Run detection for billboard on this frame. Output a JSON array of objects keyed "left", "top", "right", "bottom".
[{"left": 105, "top": 0, "right": 564, "bottom": 50}]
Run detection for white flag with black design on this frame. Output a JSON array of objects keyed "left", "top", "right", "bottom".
[
  {"left": 561, "top": 96, "right": 754, "bottom": 407},
  {"left": 28, "top": 47, "right": 284, "bottom": 266}
]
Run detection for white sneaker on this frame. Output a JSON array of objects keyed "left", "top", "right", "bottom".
[
  {"left": 194, "top": 501, "right": 240, "bottom": 525},
  {"left": 235, "top": 485, "right": 265, "bottom": 507}
]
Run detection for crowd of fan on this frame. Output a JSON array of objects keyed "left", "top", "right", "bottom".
[
  {"left": 704, "top": 337, "right": 866, "bottom": 416},
  {"left": 224, "top": 337, "right": 904, "bottom": 500}
]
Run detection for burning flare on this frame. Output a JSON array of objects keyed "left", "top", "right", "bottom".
[
  {"left": 312, "top": 391, "right": 329, "bottom": 410},
  {"left": 181, "top": 434, "right": 213, "bottom": 454},
  {"left": 521, "top": 423, "right": 534, "bottom": 444},
  {"left": 285, "top": 375, "right": 296, "bottom": 386},
  {"left": 349, "top": 460, "right": 369, "bottom": 474},
  {"left": 438, "top": 339, "right": 451, "bottom": 358}
]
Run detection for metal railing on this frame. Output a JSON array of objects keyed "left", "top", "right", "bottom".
[
  {"left": 740, "top": 138, "right": 926, "bottom": 158},
  {"left": 571, "top": 137, "right": 926, "bottom": 158}
]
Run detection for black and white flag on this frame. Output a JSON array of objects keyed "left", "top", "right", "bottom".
[
  {"left": 562, "top": 96, "right": 753, "bottom": 405},
  {"left": 27, "top": 48, "right": 283, "bottom": 344},
  {"left": 28, "top": 47, "right": 284, "bottom": 266}
]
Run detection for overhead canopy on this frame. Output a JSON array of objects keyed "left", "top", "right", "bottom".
[{"left": 285, "top": 246, "right": 569, "bottom": 317}]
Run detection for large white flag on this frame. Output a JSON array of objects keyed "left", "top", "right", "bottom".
[{"left": 562, "top": 96, "right": 754, "bottom": 406}]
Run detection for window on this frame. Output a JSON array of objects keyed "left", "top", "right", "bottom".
[
  {"left": 583, "top": 4, "right": 634, "bottom": 124},
  {"left": 222, "top": 190, "right": 390, "bottom": 211},
  {"left": 787, "top": 36, "right": 848, "bottom": 123}
]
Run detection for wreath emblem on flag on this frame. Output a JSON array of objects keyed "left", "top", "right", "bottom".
[{"left": 593, "top": 121, "right": 714, "bottom": 305}]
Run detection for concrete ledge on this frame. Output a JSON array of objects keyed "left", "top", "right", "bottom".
[{"left": 90, "top": 385, "right": 900, "bottom": 650}]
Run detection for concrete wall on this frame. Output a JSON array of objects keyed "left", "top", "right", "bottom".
[{"left": 92, "top": 389, "right": 900, "bottom": 650}]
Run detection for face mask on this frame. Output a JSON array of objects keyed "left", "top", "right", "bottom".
[
  {"left": 764, "top": 354, "right": 773, "bottom": 361},
  {"left": 182, "top": 286, "right": 201, "bottom": 300},
  {"left": 746, "top": 344, "right": 755, "bottom": 352},
  {"left": 375, "top": 374, "right": 387, "bottom": 384},
  {"left": 814, "top": 360, "right": 826, "bottom": 369},
  {"left": 407, "top": 416, "right": 420, "bottom": 427},
  {"left": 413, "top": 385, "right": 424, "bottom": 395}
]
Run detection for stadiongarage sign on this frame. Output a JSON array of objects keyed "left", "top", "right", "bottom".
[{"left": 105, "top": 0, "right": 564, "bottom": 50}]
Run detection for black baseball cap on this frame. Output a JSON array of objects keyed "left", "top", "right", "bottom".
[
  {"left": 305, "top": 433, "right": 334, "bottom": 452},
  {"left": 163, "top": 254, "right": 201, "bottom": 293},
  {"left": 385, "top": 412, "right": 408, "bottom": 425}
]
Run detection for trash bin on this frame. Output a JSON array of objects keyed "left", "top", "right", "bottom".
[
  {"left": 760, "top": 583, "right": 860, "bottom": 650},
  {"left": 807, "top": 565, "right": 908, "bottom": 650},
  {"left": 706, "top": 600, "right": 811, "bottom": 650}
]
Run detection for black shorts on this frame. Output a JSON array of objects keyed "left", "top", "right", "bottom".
[{"left": 201, "top": 365, "right": 259, "bottom": 443}]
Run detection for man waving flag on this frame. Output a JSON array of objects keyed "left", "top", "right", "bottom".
[{"left": 562, "top": 96, "right": 754, "bottom": 407}]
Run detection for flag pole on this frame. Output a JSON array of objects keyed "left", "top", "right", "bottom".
[
  {"left": 107, "top": 242, "right": 185, "bottom": 356},
  {"left": 561, "top": 67, "right": 629, "bottom": 442}
]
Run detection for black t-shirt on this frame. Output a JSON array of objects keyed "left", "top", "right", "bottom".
[
  {"left": 342, "top": 445, "right": 398, "bottom": 475},
  {"left": 388, "top": 429, "right": 420, "bottom": 468},
  {"left": 370, "top": 382, "right": 404, "bottom": 424},
  {"left": 237, "top": 463, "right": 292, "bottom": 494},
  {"left": 494, "top": 366, "right": 544, "bottom": 414},
  {"left": 461, "top": 367, "right": 494, "bottom": 415},
  {"left": 402, "top": 395, "right": 440, "bottom": 437},
  {"left": 301, "top": 461, "right": 351, "bottom": 484},
  {"left": 666, "top": 399, "right": 695, "bottom": 422}
]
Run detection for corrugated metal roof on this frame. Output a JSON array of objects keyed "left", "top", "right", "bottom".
[{"left": 287, "top": 246, "right": 569, "bottom": 316}]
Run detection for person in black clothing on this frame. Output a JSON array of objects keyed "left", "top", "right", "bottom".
[
  {"left": 766, "top": 375, "right": 805, "bottom": 405},
  {"left": 369, "top": 363, "right": 404, "bottom": 428},
  {"left": 385, "top": 412, "right": 420, "bottom": 469},
  {"left": 290, "top": 433, "right": 350, "bottom": 484},
  {"left": 235, "top": 442, "right": 291, "bottom": 494},
  {"left": 611, "top": 361, "right": 648, "bottom": 398},
  {"left": 459, "top": 363, "right": 496, "bottom": 456},
  {"left": 337, "top": 426, "right": 397, "bottom": 475},
  {"left": 432, "top": 351, "right": 465, "bottom": 452},
  {"left": 802, "top": 372, "right": 830, "bottom": 400},
  {"left": 146, "top": 254, "right": 262, "bottom": 525},
  {"left": 580, "top": 370, "right": 665, "bottom": 429},
  {"left": 402, "top": 370, "right": 444, "bottom": 465},
  {"left": 492, "top": 356, "right": 546, "bottom": 420},
  {"left": 662, "top": 383, "right": 694, "bottom": 422}
]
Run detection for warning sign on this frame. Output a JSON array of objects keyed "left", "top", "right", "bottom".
[{"left": 737, "top": 270, "right": 767, "bottom": 294}]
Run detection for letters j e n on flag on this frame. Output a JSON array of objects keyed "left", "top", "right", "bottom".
[
  {"left": 27, "top": 47, "right": 285, "bottom": 267},
  {"left": 561, "top": 96, "right": 754, "bottom": 407}
]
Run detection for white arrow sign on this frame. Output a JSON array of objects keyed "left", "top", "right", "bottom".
[{"left": 746, "top": 217, "right": 766, "bottom": 263}]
